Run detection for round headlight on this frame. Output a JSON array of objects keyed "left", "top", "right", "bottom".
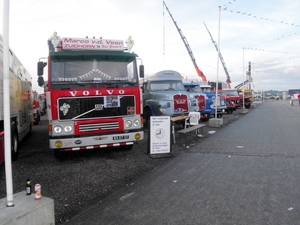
[
  {"left": 133, "top": 119, "right": 140, "bottom": 127},
  {"left": 125, "top": 120, "right": 132, "bottom": 128},
  {"left": 160, "top": 108, "right": 166, "bottom": 115},
  {"left": 64, "top": 125, "right": 73, "bottom": 133},
  {"left": 53, "top": 126, "right": 62, "bottom": 134}
]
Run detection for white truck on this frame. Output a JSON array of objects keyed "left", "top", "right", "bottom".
[{"left": 0, "top": 35, "right": 33, "bottom": 163}]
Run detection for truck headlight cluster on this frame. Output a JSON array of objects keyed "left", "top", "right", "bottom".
[
  {"left": 53, "top": 125, "right": 73, "bottom": 134},
  {"left": 125, "top": 119, "right": 140, "bottom": 128}
]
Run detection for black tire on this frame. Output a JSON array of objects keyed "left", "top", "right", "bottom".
[
  {"left": 245, "top": 104, "right": 251, "bottom": 109},
  {"left": 227, "top": 109, "right": 233, "bottom": 114},
  {"left": 28, "top": 123, "right": 32, "bottom": 136},
  {"left": 144, "top": 108, "right": 152, "bottom": 129},
  {"left": 37, "top": 111, "right": 41, "bottom": 122},
  {"left": 11, "top": 125, "right": 19, "bottom": 161},
  {"left": 33, "top": 119, "right": 39, "bottom": 125}
]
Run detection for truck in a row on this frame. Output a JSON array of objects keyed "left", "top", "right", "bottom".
[
  {"left": 0, "top": 34, "right": 33, "bottom": 164},
  {"left": 37, "top": 33, "right": 145, "bottom": 158}
]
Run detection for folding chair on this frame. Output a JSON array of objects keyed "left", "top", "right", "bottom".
[{"left": 184, "top": 112, "right": 201, "bottom": 129}]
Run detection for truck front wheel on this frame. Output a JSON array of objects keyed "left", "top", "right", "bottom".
[
  {"left": 11, "top": 125, "right": 19, "bottom": 161},
  {"left": 144, "top": 109, "right": 152, "bottom": 129},
  {"left": 227, "top": 108, "right": 233, "bottom": 114}
]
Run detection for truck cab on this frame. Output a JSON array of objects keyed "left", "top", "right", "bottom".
[
  {"left": 183, "top": 81, "right": 211, "bottom": 122},
  {"left": 222, "top": 88, "right": 241, "bottom": 113},
  {"left": 199, "top": 82, "right": 226, "bottom": 118},
  {"left": 141, "top": 70, "right": 199, "bottom": 126},
  {"left": 237, "top": 89, "right": 252, "bottom": 109}
]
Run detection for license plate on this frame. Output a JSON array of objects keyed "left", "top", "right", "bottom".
[{"left": 113, "top": 135, "right": 129, "bottom": 140}]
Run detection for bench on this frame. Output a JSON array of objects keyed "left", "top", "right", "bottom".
[{"left": 177, "top": 124, "right": 206, "bottom": 148}]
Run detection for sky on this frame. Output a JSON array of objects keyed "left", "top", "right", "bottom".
[{"left": 1, "top": 0, "right": 299, "bottom": 92}]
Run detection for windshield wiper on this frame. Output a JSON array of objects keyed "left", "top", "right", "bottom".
[{"left": 122, "top": 81, "right": 136, "bottom": 87}]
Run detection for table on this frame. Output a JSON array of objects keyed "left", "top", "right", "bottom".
[{"left": 170, "top": 116, "right": 190, "bottom": 144}]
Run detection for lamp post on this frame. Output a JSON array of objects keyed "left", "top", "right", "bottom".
[
  {"left": 241, "top": 47, "right": 248, "bottom": 114},
  {"left": 214, "top": 6, "right": 221, "bottom": 119},
  {"left": 3, "top": 0, "right": 14, "bottom": 207},
  {"left": 209, "top": 6, "right": 224, "bottom": 127}
]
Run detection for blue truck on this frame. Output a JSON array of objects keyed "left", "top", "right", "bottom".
[{"left": 193, "top": 81, "right": 227, "bottom": 119}]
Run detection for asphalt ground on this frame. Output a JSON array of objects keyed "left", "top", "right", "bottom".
[{"left": 69, "top": 100, "right": 300, "bottom": 225}]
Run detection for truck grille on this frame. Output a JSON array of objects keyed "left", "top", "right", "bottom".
[
  {"left": 194, "top": 94, "right": 206, "bottom": 110},
  {"left": 58, "top": 95, "right": 135, "bottom": 120},
  {"left": 173, "top": 94, "right": 189, "bottom": 113},
  {"left": 79, "top": 122, "right": 119, "bottom": 132}
]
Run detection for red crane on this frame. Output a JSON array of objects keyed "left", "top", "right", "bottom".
[
  {"left": 203, "top": 22, "right": 231, "bottom": 88},
  {"left": 163, "top": 1, "right": 207, "bottom": 82}
]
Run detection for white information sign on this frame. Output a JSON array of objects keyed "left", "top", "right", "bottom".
[{"left": 149, "top": 116, "right": 171, "bottom": 154}]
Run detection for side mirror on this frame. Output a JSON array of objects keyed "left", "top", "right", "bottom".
[
  {"left": 139, "top": 65, "right": 144, "bottom": 78},
  {"left": 38, "top": 76, "right": 44, "bottom": 87},
  {"left": 37, "top": 61, "right": 47, "bottom": 76}
]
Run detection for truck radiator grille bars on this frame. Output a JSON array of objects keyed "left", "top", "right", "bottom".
[
  {"left": 58, "top": 95, "right": 135, "bottom": 120},
  {"left": 173, "top": 94, "right": 189, "bottom": 113},
  {"left": 79, "top": 122, "right": 119, "bottom": 132}
]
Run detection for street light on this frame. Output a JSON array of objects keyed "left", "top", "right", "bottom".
[
  {"left": 214, "top": 6, "right": 221, "bottom": 119},
  {"left": 241, "top": 47, "right": 248, "bottom": 114}
]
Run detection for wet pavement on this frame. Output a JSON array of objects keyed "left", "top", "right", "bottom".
[{"left": 70, "top": 100, "right": 300, "bottom": 225}]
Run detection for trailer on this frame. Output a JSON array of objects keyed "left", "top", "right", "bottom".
[{"left": 0, "top": 35, "right": 33, "bottom": 163}]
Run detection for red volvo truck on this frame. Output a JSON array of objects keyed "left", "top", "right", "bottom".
[{"left": 37, "top": 33, "right": 144, "bottom": 158}]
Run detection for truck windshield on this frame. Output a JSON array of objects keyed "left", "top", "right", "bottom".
[
  {"left": 225, "top": 90, "right": 238, "bottom": 96},
  {"left": 150, "top": 81, "right": 185, "bottom": 92},
  {"left": 184, "top": 85, "right": 202, "bottom": 93},
  {"left": 50, "top": 60, "right": 137, "bottom": 86},
  {"left": 201, "top": 87, "right": 212, "bottom": 92}
]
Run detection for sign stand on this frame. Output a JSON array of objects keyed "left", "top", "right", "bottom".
[{"left": 147, "top": 116, "right": 173, "bottom": 158}]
